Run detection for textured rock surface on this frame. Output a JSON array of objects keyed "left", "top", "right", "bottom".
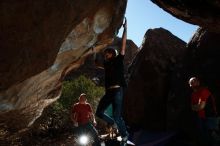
[
  {"left": 123, "top": 27, "right": 220, "bottom": 141},
  {"left": 151, "top": 0, "right": 220, "bottom": 31},
  {"left": 124, "top": 28, "right": 186, "bottom": 131},
  {"left": 0, "top": 0, "right": 127, "bottom": 131}
]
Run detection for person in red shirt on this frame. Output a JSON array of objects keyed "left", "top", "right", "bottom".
[
  {"left": 189, "top": 77, "right": 218, "bottom": 146},
  {"left": 190, "top": 77, "right": 211, "bottom": 119},
  {"left": 71, "top": 93, "right": 101, "bottom": 146}
]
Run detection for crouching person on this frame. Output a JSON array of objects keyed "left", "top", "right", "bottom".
[{"left": 71, "top": 93, "right": 101, "bottom": 146}]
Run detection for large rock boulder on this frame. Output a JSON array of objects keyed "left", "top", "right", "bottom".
[
  {"left": 0, "top": 0, "right": 127, "bottom": 132},
  {"left": 151, "top": 0, "right": 220, "bottom": 32},
  {"left": 124, "top": 28, "right": 186, "bottom": 131},
  {"left": 123, "top": 27, "right": 220, "bottom": 143}
]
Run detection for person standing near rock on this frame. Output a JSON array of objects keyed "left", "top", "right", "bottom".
[{"left": 188, "top": 77, "right": 218, "bottom": 146}]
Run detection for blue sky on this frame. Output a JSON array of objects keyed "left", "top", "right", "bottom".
[{"left": 118, "top": 0, "right": 198, "bottom": 47}]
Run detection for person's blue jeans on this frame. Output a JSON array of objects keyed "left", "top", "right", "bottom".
[
  {"left": 96, "top": 87, "right": 128, "bottom": 137},
  {"left": 194, "top": 116, "right": 212, "bottom": 146}
]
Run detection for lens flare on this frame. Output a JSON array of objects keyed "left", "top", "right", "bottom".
[{"left": 79, "top": 135, "right": 89, "bottom": 145}]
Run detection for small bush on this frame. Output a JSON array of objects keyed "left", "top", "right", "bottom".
[{"left": 57, "top": 75, "right": 104, "bottom": 111}]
